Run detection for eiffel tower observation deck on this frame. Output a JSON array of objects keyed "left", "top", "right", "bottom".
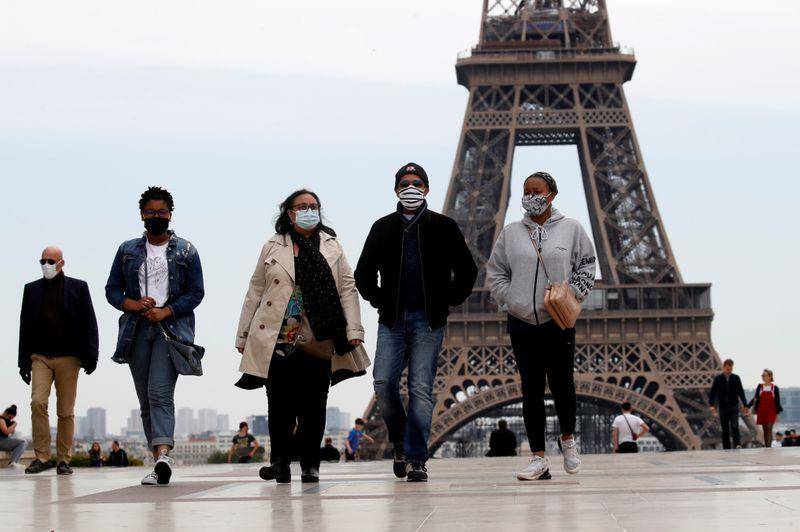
[{"left": 362, "top": 0, "right": 744, "bottom": 456}]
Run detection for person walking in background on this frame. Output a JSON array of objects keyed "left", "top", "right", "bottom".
[
  {"left": 106, "top": 186, "right": 205, "bottom": 486},
  {"left": 89, "top": 442, "right": 103, "bottom": 467},
  {"left": 487, "top": 171, "right": 596, "bottom": 481},
  {"left": 612, "top": 402, "right": 649, "bottom": 453},
  {"left": 106, "top": 441, "right": 129, "bottom": 467},
  {"left": 0, "top": 405, "right": 27, "bottom": 469},
  {"left": 355, "top": 163, "right": 477, "bottom": 482},
  {"left": 708, "top": 359, "right": 748, "bottom": 449},
  {"left": 486, "top": 419, "right": 518, "bottom": 457},
  {"left": 235, "top": 189, "right": 370, "bottom": 484},
  {"left": 748, "top": 369, "right": 782, "bottom": 448},
  {"left": 228, "top": 422, "right": 260, "bottom": 463},
  {"left": 344, "top": 418, "right": 374, "bottom": 461},
  {"left": 19, "top": 246, "right": 98, "bottom": 476},
  {"left": 319, "top": 437, "right": 341, "bottom": 462}
]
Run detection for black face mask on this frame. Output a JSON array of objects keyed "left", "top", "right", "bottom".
[{"left": 144, "top": 217, "right": 170, "bottom": 235}]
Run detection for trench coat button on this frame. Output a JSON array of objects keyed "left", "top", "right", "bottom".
[
  {"left": 266, "top": 301, "right": 272, "bottom": 306},
  {"left": 274, "top": 279, "right": 279, "bottom": 284},
  {"left": 259, "top": 324, "right": 265, "bottom": 330}
]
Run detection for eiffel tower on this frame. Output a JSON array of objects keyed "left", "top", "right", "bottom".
[{"left": 363, "top": 0, "right": 741, "bottom": 454}]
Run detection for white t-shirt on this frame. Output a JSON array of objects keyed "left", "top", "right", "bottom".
[
  {"left": 139, "top": 241, "right": 170, "bottom": 307},
  {"left": 772, "top": 440, "right": 783, "bottom": 448},
  {"left": 612, "top": 414, "right": 646, "bottom": 444}
]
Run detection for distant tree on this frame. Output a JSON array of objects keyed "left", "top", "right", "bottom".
[{"left": 207, "top": 451, "right": 228, "bottom": 464}]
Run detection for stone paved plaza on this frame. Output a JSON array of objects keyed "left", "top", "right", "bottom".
[{"left": 2, "top": 449, "right": 800, "bottom": 531}]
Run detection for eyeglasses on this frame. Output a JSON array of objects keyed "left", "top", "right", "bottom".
[
  {"left": 291, "top": 204, "right": 319, "bottom": 211},
  {"left": 142, "top": 209, "right": 171, "bottom": 218},
  {"left": 39, "top": 259, "right": 59, "bottom": 265},
  {"left": 398, "top": 180, "right": 425, "bottom": 189}
]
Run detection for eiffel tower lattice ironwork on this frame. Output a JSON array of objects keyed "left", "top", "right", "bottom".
[{"left": 363, "top": 0, "right": 744, "bottom": 454}]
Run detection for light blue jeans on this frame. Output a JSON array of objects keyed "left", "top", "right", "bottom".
[
  {"left": 0, "top": 437, "right": 27, "bottom": 464},
  {"left": 128, "top": 320, "right": 178, "bottom": 450},
  {"left": 373, "top": 309, "right": 445, "bottom": 462}
]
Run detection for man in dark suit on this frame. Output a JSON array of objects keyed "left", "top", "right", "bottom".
[
  {"left": 18, "top": 246, "right": 98, "bottom": 475},
  {"left": 708, "top": 358, "right": 748, "bottom": 449}
]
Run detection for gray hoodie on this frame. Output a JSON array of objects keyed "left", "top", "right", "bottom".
[{"left": 486, "top": 209, "right": 596, "bottom": 326}]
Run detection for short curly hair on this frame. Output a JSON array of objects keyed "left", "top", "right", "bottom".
[{"left": 139, "top": 186, "right": 174, "bottom": 212}]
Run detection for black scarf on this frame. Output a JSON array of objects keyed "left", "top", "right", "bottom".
[{"left": 291, "top": 228, "right": 355, "bottom": 356}]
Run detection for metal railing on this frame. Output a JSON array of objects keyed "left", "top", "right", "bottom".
[
  {"left": 451, "top": 284, "right": 711, "bottom": 316},
  {"left": 457, "top": 44, "right": 634, "bottom": 61}
]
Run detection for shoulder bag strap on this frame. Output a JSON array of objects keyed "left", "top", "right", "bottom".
[
  {"left": 526, "top": 228, "right": 553, "bottom": 286},
  {"left": 623, "top": 414, "right": 637, "bottom": 437}
]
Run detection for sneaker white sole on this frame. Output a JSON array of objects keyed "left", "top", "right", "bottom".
[{"left": 516, "top": 469, "right": 550, "bottom": 481}]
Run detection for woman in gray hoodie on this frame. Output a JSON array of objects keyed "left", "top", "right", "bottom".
[{"left": 486, "top": 171, "right": 596, "bottom": 481}]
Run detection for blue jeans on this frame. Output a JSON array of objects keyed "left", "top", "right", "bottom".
[
  {"left": 0, "top": 437, "right": 27, "bottom": 464},
  {"left": 128, "top": 320, "right": 178, "bottom": 450},
  {"left": 373, "top": 309, "right": 445, "bottom": 462}
]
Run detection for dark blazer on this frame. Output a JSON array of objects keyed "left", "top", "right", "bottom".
[
  {"left": 354, "top": 206, "right": 478, "bottom": 330},
  {"left": 708, "top": 373, "right": 747, "bottom": 411},
  {"left": 747, "top": 384, "right": 783, "bottom": 414},
  {"left": 18, "top": 275, "right": 99, "bottom": 371}
]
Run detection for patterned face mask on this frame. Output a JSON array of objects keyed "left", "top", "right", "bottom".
[
  {"left": 522, "top": 193, "right": 552, "bottom": 217},
  {"left": 398, "top": 186, "right": 426, "bottom": 210}
]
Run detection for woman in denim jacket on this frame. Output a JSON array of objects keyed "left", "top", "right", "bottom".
[{"left": 105, "top": 186, "right": 204, "bottom": 486}]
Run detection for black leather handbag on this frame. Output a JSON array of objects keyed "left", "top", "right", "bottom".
[{"left": 160, "top": 324, "right": 205, "bottom": 376}]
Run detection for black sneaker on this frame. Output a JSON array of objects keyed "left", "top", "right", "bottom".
[
  {"left": 56, "top": 462, "right": 73, "bottom": 475},
  {"left": 25, "top": 459, "right": 53, "bottom": 475},
  {"left": 301, "top": 466, "right": 319, "bottom": 483},
  {"left": 392, "top": 443, "right": 408, "bottom": 479},
  {"left": 407, "top": 461, "right": 428, "bottom": 482},
  {"left": 259, "top": 462, "right": 291, "bottom": 484}
]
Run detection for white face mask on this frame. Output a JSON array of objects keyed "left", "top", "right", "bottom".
[
  {"left": 398, "top": 187, "right": 426, "bottom": 211},
  {"left": 41, "top": 263, "right": 60, "bottom": 280}
]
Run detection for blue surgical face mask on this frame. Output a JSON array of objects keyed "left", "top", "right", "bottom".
[{"left": 294, "top": 208, "right": 320, "bottom": 230}]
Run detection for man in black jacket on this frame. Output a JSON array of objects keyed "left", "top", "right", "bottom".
[
  {"left": 355, "top": 163, "right": 478, "bottom": 482},
  {"left": 18, "top": 246, "right": 98, "bottom": 475},
  {"left": 708, "top": 358, "right": 748, "bottom": 449},
  {"left": 486, "top": 419, "right": 518, "bottom": 457}
]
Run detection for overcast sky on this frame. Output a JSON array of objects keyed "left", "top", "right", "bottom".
[{"left": 1, "top": 0, "right": 798, "bottom": 437}]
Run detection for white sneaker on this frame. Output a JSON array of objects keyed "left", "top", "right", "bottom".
[
  {"left": 516, "top": 455, "right": 550, "bottom": 481},
  {"left": 154, "top": 452, "right": 174, "bottom": 485},
  {"left": 141, "top": 471, "right": 160, "bottom": 485},
  {"left": 7, "top": 463, "right": 24, "bottom": 470},
  {"left": 561, "top": 438, "right": 581, "bottom": 475}
]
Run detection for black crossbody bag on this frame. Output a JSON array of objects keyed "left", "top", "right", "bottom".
[{"left": 145, "top": 258, "right": 205, "bottom": 376}]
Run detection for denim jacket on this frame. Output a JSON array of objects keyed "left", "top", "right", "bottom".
[{"left": 105, "top": 231, "right": 204, "bottom": 363}]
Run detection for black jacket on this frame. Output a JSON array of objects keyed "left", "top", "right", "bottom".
[
  {"left": 18, "top": 276, "right": 99, "bottom": 372},
  {"left": 355, "top": 206, "right": 478, "bottom": 329},
  {"left": 747, "top": 384, "right": 783, "bottom": 414},
  {"left": 487, "top": 428, "right": 517, "bottom": 457},
  {"left": 708, "top": 373, "right": 747, "bottom": 411}
]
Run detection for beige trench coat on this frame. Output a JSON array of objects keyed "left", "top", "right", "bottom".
[{"left": 235, "top": 232, "right": 370, "bottom": 382}]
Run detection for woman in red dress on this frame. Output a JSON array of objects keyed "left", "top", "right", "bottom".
[{"left": 748, "top": 369, "right": 783, "bottom": 448}]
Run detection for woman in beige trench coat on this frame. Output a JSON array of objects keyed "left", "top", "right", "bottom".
[{"left": 234, "top": 189, "right": 370, "bottom": 484}]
